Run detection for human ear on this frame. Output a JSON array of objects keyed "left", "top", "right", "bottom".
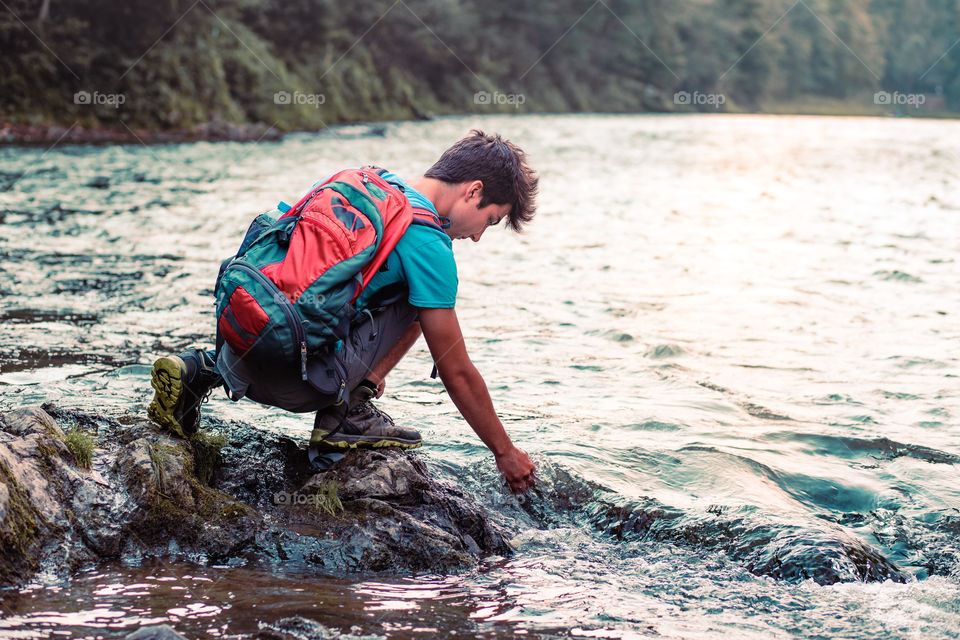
[{"left": 467, "top": 180, "right": 484, "bottom": 202}]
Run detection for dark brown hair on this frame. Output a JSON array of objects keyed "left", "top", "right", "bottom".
[{"left": 425, "top": 130, "right": 538, "bottom": 232}]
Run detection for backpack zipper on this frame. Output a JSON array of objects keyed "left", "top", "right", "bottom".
[{"left": 230, "top": 260, "right": 309, "bottom": 381}]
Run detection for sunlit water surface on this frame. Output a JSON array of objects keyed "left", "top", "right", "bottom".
[{"left": 1, "top": 114, "right": 959, "bottom": 638}]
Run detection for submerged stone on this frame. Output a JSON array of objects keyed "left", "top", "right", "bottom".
[
  {"left": 514, "top": 459, "right": 911, "bottom": 586},
  {"left": 86, "top": 176, "right": 111, "bottom": 189},
  {"left": 125, "top": 624, "right": 188, "bottom": 640},
  {"left": 256, "top": 617, "right": 384, "bottom": 640}
]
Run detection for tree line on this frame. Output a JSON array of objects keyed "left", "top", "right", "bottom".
[{"left": 1, "top": 0, "right": 957, "bottom": 131}]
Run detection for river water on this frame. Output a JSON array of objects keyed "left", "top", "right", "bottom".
[{"left": 1, "top": 114, "right": 959, "bottom": 638}]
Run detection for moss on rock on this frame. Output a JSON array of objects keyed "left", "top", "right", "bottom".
[
  {"left": 188, "top": 430, "right": 226, "bottom": 487},
  {"left": 4, "top": 407, "right": 512, "bottom": 584},
  {"left": 122, "top": 436, "right": 255, "bottom": 551},
  {"left": 0, "top": 458, "right": 45, "bottom": 585}
]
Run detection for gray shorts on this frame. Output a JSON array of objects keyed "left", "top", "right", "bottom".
[{"left": 217, "top": 301, "right": 418, "bottom": 413}]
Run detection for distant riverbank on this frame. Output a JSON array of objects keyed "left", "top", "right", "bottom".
[
  {"left": 3, "top": 98, "right": 957, "bottom": 146},
  {"left": 0, "top": 118, "right": 283, "bottom": 146}
]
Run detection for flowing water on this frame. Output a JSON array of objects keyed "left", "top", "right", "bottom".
[{"left": 1, "top": 114, "right": 959, "bottom": 638}]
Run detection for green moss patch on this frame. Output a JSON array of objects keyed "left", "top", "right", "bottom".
[
  {"left": 63, "top": 425, "right": 96, "bottom": 470},
  {"left": 133, "top": 437, "right": 253, "bottom": 548},
  {"left": 0, "top": 458, "right": 45, "bottom": 584},
  {"left": 188, "top": 430, "right": 227, "bottom": 486}
]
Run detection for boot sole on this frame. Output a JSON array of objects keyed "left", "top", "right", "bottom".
[
  {"left": 148, "top": 356, "right": 187, "bottom": 438},
  {"left": 310, "top": 431, "right": 422, "bottom": 451}
]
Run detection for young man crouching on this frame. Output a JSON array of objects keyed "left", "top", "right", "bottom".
[{"left": 148, "top": 130, "right": 538, "bottom": 493}]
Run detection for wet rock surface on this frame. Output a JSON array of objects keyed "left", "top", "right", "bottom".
[
  {"left": 508, "top": 462, "right": 914, "bottom": 586},
  {"left": 0, "top": 405, "right": 512, "bottom": 589},
  {"left": 1, "top": 403, "right": 942, "bottom": 594},
  {"left": 0, "top": 403, "right": 935, "bottom": 593}
]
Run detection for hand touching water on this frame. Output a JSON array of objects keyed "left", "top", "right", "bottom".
[{"left": 496, "top": 446, "right": 536, "bottom": 493}]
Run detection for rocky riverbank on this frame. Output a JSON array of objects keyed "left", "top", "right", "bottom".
[
  {"left": 1, "top": 403, "right": 918, "bottom": 594},
  {"left": 0, "top": 120, "right": 285, "bottom": 146},
  {"left": 0, "top": 405, "right": 512, "bottom": 590}
]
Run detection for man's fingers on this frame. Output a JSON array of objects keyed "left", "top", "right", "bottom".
[{"left": 509, "top": 474, "right": 535, "bottom": 493}]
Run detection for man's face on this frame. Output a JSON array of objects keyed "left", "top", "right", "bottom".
[{"left": 446, "top": 182, "right": 511, "bottom": 242}]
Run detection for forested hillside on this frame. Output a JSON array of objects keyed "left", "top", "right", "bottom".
[{"left": 1, "top": 0, "right": 957, "bottom": 134}]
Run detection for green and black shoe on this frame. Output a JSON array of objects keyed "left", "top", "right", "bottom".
[
  {"left": 310, "top": 383, "right": 422, "bottom": 451},
  {"left": 148, "top": 348, "right": 221, "bottom": 438}
]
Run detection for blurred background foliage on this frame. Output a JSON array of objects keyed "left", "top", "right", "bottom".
[{"left": 1, "top": 0, "right": 958, "bottom": 131}]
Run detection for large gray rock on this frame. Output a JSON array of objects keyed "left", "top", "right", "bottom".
[
  {"left": 292, "top": 449, "right": 511, "bottom": 572},
  {"left": 0, "top": 405, "right": 512, "bottom": 589},
  {"left": 0, "top": 407, "right": 78, "bottom": 585}
]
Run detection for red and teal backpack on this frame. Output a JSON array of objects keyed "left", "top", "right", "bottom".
[{"left": 214, "top": 167, "right": 443, "bottom": 401}]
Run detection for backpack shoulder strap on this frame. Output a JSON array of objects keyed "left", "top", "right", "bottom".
[
  {"left": 286, "top": 167, "right": 395, "bottom": 219},
  {"left": 365, "top": 166, "right": 450, "bottom": 231},
  {"left": 410, "top": 206, "right": 446, "bottom": 233},
  {"left": 365, "top": 165, "right": 392, "bottom": 181}
]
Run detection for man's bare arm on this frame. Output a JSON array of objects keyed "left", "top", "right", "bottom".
[{"left": 418, "top": 307, "right": 535, "bottom": 492}]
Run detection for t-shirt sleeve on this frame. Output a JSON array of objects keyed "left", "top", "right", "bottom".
[{"left": 398, "top": 232, "right": 458, "bottom": 309}]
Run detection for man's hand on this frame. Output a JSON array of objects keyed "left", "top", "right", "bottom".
[
  {"left": 419, "top": 307, "right": 534, "bottom": 492},
  {"left": 496, "top": 446, "right": 536, "bottom": 493}
]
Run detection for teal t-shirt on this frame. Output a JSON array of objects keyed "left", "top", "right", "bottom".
[{"left": 355, "top": 171, "right": 458, "bottom": 310}]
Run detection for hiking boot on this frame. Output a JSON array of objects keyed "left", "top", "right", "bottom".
[
  {"left": 310, "top": 383, "right": 422, "bottom": 451},
  {"left": 148, "top": 348, "right": 221, "bottom": 438}
]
